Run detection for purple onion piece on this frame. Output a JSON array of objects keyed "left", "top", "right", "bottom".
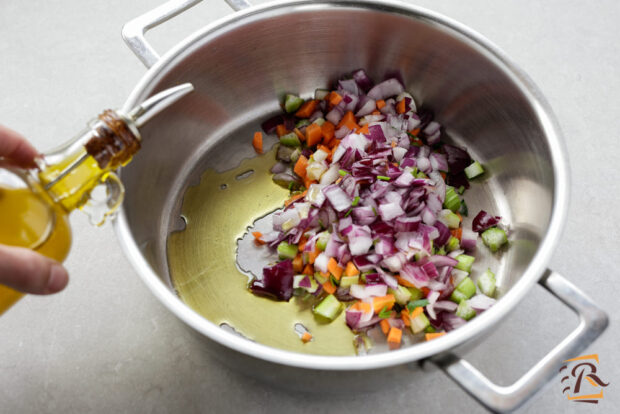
[
  {"left": 249, "top": 260, "right": 294, "bottom": 301},
  {"left": 472, "top": 210, "right": 501, "bottom": 233}
]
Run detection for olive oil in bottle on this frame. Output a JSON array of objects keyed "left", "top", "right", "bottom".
[{"left": 0, "top": 84, "right": 193, "bottom": 315}]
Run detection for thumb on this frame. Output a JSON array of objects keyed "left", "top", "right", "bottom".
[{"left": 0, "top": 245, "right": 69, "bottom": 294}]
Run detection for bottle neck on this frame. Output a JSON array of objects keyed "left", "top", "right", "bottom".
[{"left": 36, "top": 110, "right": 140, "bottom": 216}]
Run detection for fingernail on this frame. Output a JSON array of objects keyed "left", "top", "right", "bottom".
[{"left": 46, "top": 264, "right": 68, "bottom": 294}]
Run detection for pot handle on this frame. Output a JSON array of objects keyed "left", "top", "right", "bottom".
[
  {"left": 433, "top": 269, "right": 608, "bottom": 413},
  {"left": 122, "top": 0, "right": 252, "bottom": 68}
]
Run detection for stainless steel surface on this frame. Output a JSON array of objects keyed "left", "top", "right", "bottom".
[
  {"left": 122, "top": 0, "right": 251, "bottom": 68},
  {"left": 116, "top": 0, "right": 574, "bottom": 371},
  {"left": 436, "top": 270, "right": 609, "bottom": 413}
]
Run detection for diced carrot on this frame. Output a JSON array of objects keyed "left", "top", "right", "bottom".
[
  {"left": 328, "top": 91, "right": 342, "bottom": 107},
  {"left": 252, "top": 131, "right": 263, "bottom": 154},
  {"left": 376, "top": 99, "right": 386, "bottom": 109},
  {"left": 450, "top": 227, "right": 463, "bottom": 241},
  {"left": 302, "top": 264, "right": 314, "bottom": 275},
  {"left": 293, "top": 254, "right": 303, "bottom": 273},
  {"left": 276, "top": 124, "right": 288, "bottom": 137},
  {"left": 409, "top": 128, "right": 421, "bottom": 136},
  {"left": 396, "top": 99, "right": 406, "bottom": 114},
  {"left": 373, "top": 294, "right": 396, "bottom": 313},
  {"left": 252, "top": 231, "right": 265, "bottom": 245},
  {"left": 308, "top": 249, "right": 319, "bottom": 264},
  {"left": 321, "top": 121, "right": 335, "bottom": 144},
  {"left": 305, "top": 123, "right": 323, "bottom": 147},
  {"left": 440, "top": 171, "right": 447, "bottom": 180},
  {"left": 357, "top": 124, "right": 369, "bottom": 135},
  {"left": 295, "top": 99, "right": 318, "bottom": 118},
  {"left": 380, "top": 319, "right": 391, "bottom": 335},
  {"left": 396, "top": 276, "right": 415, "bottom": 287},
  {"left": 337, "top": 111, "right": 359, "bottom": 130},
  {"left": 294, "top": 155, "right": 308, "bottom": 179},
  {"left": 387, "top": 327, "right": 402, "bottom": 349},
  {"left": 319, "top": 270, "right": 330, "bottom": 280},
  {"left": 301, "top": 332, "right": 313, "bottom": 343},
  {"left": 410, "top": 306, "right": 424, "bottom": 319},
  {"left": 401, "top": 310, "right": 411, "bottom": 327},
  {"left": 421, "top": 287, "right": 430, "bottom": 297},
  {"left": 298, "top": 235, "right": 308, "bottom": 252},
  {"left": 322, "top": 280, "right": 337, "bottom": 294},
  {"left": 303, "top": 177, "right": 317, "bottom": 191},
  {"left": 294, "top": 127, "right": 306, "bottom": 142},
  {"left": 284, "top": 190, "right": 307, "bottom": 207},
  {"left": 371, "top": 110, "right": 381, "bottom": 115},
  {"left": 317, "top": 144, "right": 331, "bottom": 154},
  {"left": 425, "top": 332, "right": 446, "bottom": 341},
  {"left": 327, "top": 257, "right": 344, "bottom": 280},
  {"left": 456, "top": 212, "right": 463, "bottom": 222},
  {"left": 390, "top": 140, "right": 397, "bottom": 148},
  {"left": 350, "top": 301, "right": 372, "bottom": 314},
  {"left": 344, "top": 261, "right": 359, "bottom": 276}
]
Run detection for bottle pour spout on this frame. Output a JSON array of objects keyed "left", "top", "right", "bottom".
[{"left": 127, "top": 83, "right": 194, "bottom": 129}]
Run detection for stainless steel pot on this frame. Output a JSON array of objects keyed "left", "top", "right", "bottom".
[{"left": 114, "top": 0, "right": 608, "bottom": 411}]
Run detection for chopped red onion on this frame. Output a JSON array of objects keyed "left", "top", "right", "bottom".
[
  {"left": 367, "top": 78, "right": 404, "bottom": 100},
  {"left": 472, "top": 210, "right": 501, "bottom": 233}
]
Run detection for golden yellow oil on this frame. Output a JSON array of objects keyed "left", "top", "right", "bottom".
[
  {"left": 167, "top": 148, "right": 357, "bottom": 355},
  {"left": 38, "top": 149, "right": 104, "bottom": 211},
  {"left": 0, "top": 186, "right": 71, "bottom": 314}
]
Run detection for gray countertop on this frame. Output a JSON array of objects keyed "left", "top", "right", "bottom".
[{"left": 1, "top": 0, "right": 618, "bottom": 412}]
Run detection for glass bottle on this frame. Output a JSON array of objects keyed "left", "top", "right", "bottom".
[{"left": 0, "top": 84, "right": 193, "bottom": 315}]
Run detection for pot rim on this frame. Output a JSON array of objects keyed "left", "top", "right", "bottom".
[{"left": 115, "top": 0, "right": 569, "bottom": 370}]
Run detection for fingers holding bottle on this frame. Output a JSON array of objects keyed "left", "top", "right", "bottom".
[{"left": 0, "top": 245, "right": 69, "bottom": 294}]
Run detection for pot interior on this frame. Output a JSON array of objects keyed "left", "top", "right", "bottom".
[{"left": 119, "top": 2, "right": 557, "bottom": 356}]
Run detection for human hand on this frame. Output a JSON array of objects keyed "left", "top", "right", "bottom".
[{"left": 0, "top": 125, "right": 69, "bottom": 294}]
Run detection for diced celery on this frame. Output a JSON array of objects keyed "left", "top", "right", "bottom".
[
  {"left": 446, "top": 236, "right": 460, "bottom": 252},
  {"left": 410, "top": 312, "right": 430, "bottom": 334},
  {"left": 478, "top": 268, "right": 497, "bottom": 296},
  {"left": 456, "top": 300, "right": 476, "bottom": 320},
  {"left": 313, "top": 294, "right": 342, "bottom": 321},
  {"left": 284, "top": 94, "right": 304, "bottom": 113},
  {"left": 424, "top": 325, "right": 436, "bottom": 333},
  {"left": 439, "top": 209, "right": 461, "bottom": 229},
  {"left": 314, "top": 271, "right": 329, "bottom": 284},
  {"left": 316, "top": 231, "right": 330, "bottom": 251},
  {"left": 443, "top": 186, "right": 461, "bottom": 213},
  {"left": 407, "top": 287, "right": 423, "bottom": 301},
  {"left": 280, "top": 132, "right": 301, "bottom": 147},
  {"left": 450, "top": 276, "right": 476, "bottom": 303},
  {"left": 455, "top": 254, "right": 475, "bottom": 273},
  {"left": 481, "top": 227, "right": 507, "bottom": 252},
  {"left": 290, "top": 148, "right": 301, "bottom": 163},
  {"left": 313, "top": 117, "right": 325, "bottom": 126},
  {"left": 315, "top": 88, "right": 330, "bottom": 100},
  {"left": 389, "top": 285, "right": 412, "bottom": 305},
  {"left": 340, "top": 275, "right": 359, "bottom": 288},
  {"left": 464, "top": 160, "right": 485, "bottom": 179},
  {"left": 277, "top": 242, "right": 298, "bottom": 260},
  {"left": 295, "top": 119, "right": 310, "bottom": 129}
]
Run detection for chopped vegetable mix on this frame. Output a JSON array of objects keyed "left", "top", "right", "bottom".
[{"left": 248, "top": 69, "right": 507, "bottom": 352}]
